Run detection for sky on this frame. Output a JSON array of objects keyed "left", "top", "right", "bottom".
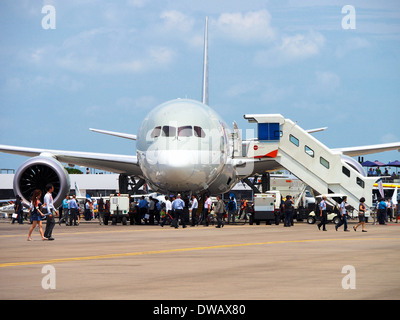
[{"left": 0, "top": 0, "right": 399, "bottom": 172}]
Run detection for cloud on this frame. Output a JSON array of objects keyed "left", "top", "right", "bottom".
[
  {"left": 213, "top": 10, "right": 275, "bottom": 43},
  {"left": 23, "top": 27, "right": 176, "bottom": 75},
  {"left": 279, "top": 32, "right": 325, "bottom": 59},
  {"left": 314, "top": 71, "right": 341, "bottom": 93},
  {"left": 160, "top": 10, "right": 195, "bottom": 33},
  {"left": 335, "top": 37, "right": 371, "bottom": 58},
  {"left": 254, "top": 31, "right": 325, "bottom": 67}
]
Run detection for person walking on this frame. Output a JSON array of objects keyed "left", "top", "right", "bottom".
[
  {"left": 377, "top": 198, "right": 387, "bottom": 225},
  {"left": 214, "top": 195, "right": 225, "bottom": 228},
  {"left": 138, "top": 196, "right": 148, "bottom": 224},
  {"left": 226, "top": 197, "right": 236, "bottom": 224},
  {"left": 160, "top": 196, "right": 173, "bottom": 227},
  {"left": 59, "top": 195, "right": 70, "bottom": 225},
  {"left": 172, "top": 194, "right": 186, "bottom": 229},
  {"left": 202, "top": 195, "right": 212, "bottom": 226},
  {"left": 190, "top": 195, "right": 198, "bottom": 226},
  {"left": 335, "top": 196, "right": 349, "bottom": 231},
  {"left": 317, "top": 196, "right": 328, "bottom": 231},
  {"left": 68, "top": 195, "right": 79, "bottom": 226},
  {"left": 27, "top": 189, "right": 47, "bottom": 241},
  {"left": 12, "top": 195, "right": 24, "bottom": 224},
  {"left": 283, "top": 195, "right": 294, "bottom": 227},
  {"left": 353, "top": 197, "right": 367, "bottom": 232},
  {"left": 148, "top": 196, "right": 156, "bottom": 225},
  {"left": 97, "top": 197, "right": 105, "bottom": 225},
  {"left": 43, "top": 184, "right": 58, "bottom": 240}
]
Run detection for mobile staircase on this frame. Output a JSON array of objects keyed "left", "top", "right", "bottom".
[{"left": 241, "top": 114, "right": 377, "bottom": 212}]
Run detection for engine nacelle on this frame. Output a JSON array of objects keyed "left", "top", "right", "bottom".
[{"left": 13, "top": 156, "right": 70, "bottom": 208}]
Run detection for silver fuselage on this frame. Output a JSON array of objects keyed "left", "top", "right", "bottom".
[{"left": 136, "top": 99, "right": 237, "bottom": 194}]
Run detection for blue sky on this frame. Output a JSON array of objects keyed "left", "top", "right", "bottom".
[{"left": 0, "top": 0, "right": 399, "bottom": 172}]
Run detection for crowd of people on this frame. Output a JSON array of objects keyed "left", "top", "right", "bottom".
[
  {"left": 8, "top": 188, "right": 400, "bottom": 239},
  {"left": 367, "top": 167, "right": 400, "bottom": 179},
  {"left": 131, "top": 194, "right": 252, "bottom": 229}
]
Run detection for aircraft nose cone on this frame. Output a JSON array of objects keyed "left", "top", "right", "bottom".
[
  {"left": 157, "top": 150, "right": 195, "bottom": 185},
  {"left": 142, "top": 149, "right": 218, "bottom": 192}
]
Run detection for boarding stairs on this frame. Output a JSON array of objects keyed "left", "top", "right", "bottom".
[{"left": 242, "top": 114, "right": 377, "bottom": 212}]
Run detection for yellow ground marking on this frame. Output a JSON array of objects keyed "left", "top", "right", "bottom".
[{"left": 0, "top": 237, "right": 397, "bottom": 268}]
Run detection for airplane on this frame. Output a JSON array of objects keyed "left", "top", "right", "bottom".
[{"left": 0, "top": 17, "right": 400, "bottom": 209}]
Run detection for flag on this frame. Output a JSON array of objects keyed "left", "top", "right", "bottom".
[
  {"left": 377, "top": 178, "right": 384, "bottom": 199},
  {"left": 392, "top": 186, "right": 398, "bottom": 205}
]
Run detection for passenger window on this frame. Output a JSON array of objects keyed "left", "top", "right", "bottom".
[
  {"left": 342, "top": 166, "right": 351, "bottom": 177},
  {"left": 162, "top": 126, "right": 176, "bottom": 137},
  {"left": 178, "top": 126, "right": 192, "bottom": 137},
  {"left": 320, "top": 157, "right": 330, "bottom": 169},
  {"left": 194, "top": 126, "right": 206, "bottom": 138},
  {"left": 151, "top": 126, "right": 161, "bottom": 138},
  {"left": 305, "top": 146, "right": 314, "bottom": 157},
  {"left": 357, "top": 177, "right": 365, "bottom": 188},
  {"left": 290, "top": 135, "right": 299, "bottom": 147}
]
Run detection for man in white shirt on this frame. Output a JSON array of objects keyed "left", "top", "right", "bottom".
[
  {"left": 43, "top": 184, "right": 59, "bottom": 240},
  {"left": 160, "top": 196, "right": 172, "bottom": 227},
  {"left": 202, "top": 195, "right": 212, "bottom": 226},
  {"left": 190, "top": 195, "right": 198, "bottom": 226}
]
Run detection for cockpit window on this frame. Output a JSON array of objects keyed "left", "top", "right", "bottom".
[
  {"left": 151, "top": 125, "right": 205, "bottom": 138},
  {"left": 162, "top": 126, "right": 176, "bottom": 137},
  {"left": 194, "top": 126, "right": 206, "bottom": 138},
  {"left": 151, "top": 126, "right": 161, "bottom": 138},
  {"left": 178, "top": 126, "right": 192, "bottom": 137}
]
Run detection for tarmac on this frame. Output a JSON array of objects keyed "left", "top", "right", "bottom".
[{"left": 0, "top": 218, "right": 399, "bottom": 301}]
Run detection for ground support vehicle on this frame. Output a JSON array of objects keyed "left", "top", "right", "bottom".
[
  {"left": 105, "top": 194, "right": 130, "bottom": 225},
  {"left": 249, "top": 193, "right": 280, "bottom": 225}
]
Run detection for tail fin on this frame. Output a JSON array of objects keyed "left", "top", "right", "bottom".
[{"left": 202, "top": 16, "right": 209, "bottom": 105}]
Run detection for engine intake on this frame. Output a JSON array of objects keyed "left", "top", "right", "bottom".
[{"left": 13, "top": 156, "right": 70, "bottom": 208}]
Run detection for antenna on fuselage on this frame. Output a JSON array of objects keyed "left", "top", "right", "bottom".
[{"left": 201, "top": 16, "right": 209, "bottom": 106}]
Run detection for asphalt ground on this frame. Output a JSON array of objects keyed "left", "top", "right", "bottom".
[{"left": 0, "top": 218, "right": 399, "bottom": 302}]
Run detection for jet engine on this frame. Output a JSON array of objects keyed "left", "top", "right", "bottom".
[
  {"left": 341, "top": 155, "right": 366, "bottom": 177},
  {"left": 13, "top": 156, "right": 70, "bottom": 208}
]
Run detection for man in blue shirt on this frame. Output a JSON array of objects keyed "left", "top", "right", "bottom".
[
  {"left": 172, "top": 194, "right": 186, "bottom": 229},
  {"left": 318, "top": 196, "right": 328, "bottom": 231},
  {"left": 335, "top": 196, "right": 349, "bottom": 231},
  {"left": 68, "top": 195, "right": 79, "bottom": 226},
  {"left": 377, "top": 198, "right": 387, "bottom": 225},
  {"left": 59, "top": 195, "right": 70, "bottom": 226},
  {"left": 138, "top": 196, "right": 148, "bottom": 224}
]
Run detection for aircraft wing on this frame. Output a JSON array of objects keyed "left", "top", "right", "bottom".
[
  {"left": 332, "top": 142, "right": 400, "bottom": 157},
  {"left": 0, "top": 144, "right": 142, "bottom": 176}
]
